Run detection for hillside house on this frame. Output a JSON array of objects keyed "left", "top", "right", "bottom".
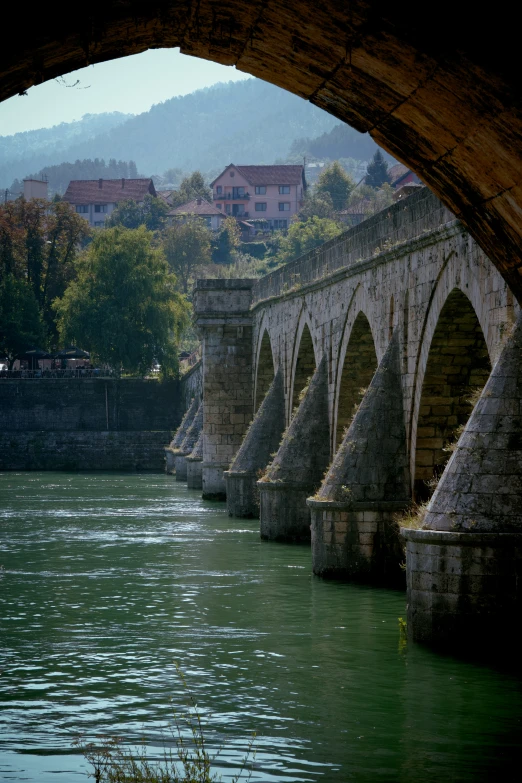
[
  {"left": 210, "top": 164, "right": 306, "bottom": 230},
  {"left": 168, "top": 198, "right": 227, "bottom": 230},
  {"left": 62, "top": 178, "right": 157, "bottom": 227}
]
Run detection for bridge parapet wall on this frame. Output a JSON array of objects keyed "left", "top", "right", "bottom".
[{"left": 252, "top": 188, "right": 453, "bottom": 304}]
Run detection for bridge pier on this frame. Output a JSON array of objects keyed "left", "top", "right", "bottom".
[
  {"left": 165, "top": 396, "right": 199, "bottom": 475},
  {"left": 225, "top": 369, "right": 286, "bottom": 518},
  {"left": 403, "top": 312, "right": 522, "bottom": 652},
  {"left": 186, "top": 432, "right": 203, "bottom": 489},
  {"left": 308, "top": 334, "right": 410, "bottom": 584},
  {"left": 194, "top": 280, "right": 255, "bottom": 500},
  {"left": 258, "top": 356, "right": 330, "bottom": 541},
  {"left": 173, "top": 402, "right": 203, "bottom": 482}
]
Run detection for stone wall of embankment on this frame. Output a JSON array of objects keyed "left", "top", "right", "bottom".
[{"left": 0, "top": 378, "right": 181, "bottom": 471}]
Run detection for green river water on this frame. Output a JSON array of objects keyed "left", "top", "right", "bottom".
[{"left": 1, "top": 472, "right": 521, "bottom": 782}]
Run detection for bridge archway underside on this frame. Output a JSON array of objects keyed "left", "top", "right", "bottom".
[
  {"left": 252, "top": 195, "right": 518, "bottom": 491},
  {"left": 2, "top": 2, "right": 522, "bottom": 299}
]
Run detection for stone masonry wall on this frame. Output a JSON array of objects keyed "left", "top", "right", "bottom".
[
  {"left": 0, "top": 430, "right": 170, "bottom": 472},
  {"left": 0, "top": 379, "right": 180, "bottom": 432},
  {"left": 0, "top": 378, "right": 180, "bottom": 471}
]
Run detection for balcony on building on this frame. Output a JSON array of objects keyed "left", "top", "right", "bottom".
[{"left": 215, "top": 189, "right": 251, "bottom": 200}]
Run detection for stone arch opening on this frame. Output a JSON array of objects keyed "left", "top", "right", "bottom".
[
  {"left": 414, "top": 288, "right": 491, "bottom": 501},
  {"left": 335, "top": 312, "right": 378, "bottom": 449},
  {"left": 291, "top": 323, "right": 316, "bottom": 415},
  {"left": 255, "top": 329, "right": 275, "bottom": 411}
]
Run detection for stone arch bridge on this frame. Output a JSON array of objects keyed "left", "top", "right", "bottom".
[{"left": 192, "top": 187, "right": 521, "bottom": 654}]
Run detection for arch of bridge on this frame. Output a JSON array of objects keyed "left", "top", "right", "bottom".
[
  {"left": 332, "top": 286, "right": 379, "bottom": 449},
  {"left": 253, "top": 322, "right": 276, "bottom": 412},
  {"left": 286, "top": 309, "right": 320, "bottom": 420},
  {"left": 2, "top": 2, "right": 522, "bottom": 300}
]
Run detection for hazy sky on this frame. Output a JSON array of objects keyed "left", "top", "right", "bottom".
[{"left": 0, "top": 49, "right": 252, "bottom": 136}]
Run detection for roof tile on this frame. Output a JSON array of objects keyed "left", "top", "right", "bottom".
[
  {"left": 63, "top": 178, "right": 156, "bottom": 205},
  {"left": 168, "top": 198, "right": 227, "bottom": 217}
]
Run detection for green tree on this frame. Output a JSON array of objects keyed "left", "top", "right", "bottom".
[
  {"left": 106, "top": 194, "right": 169, "bottom": 231},
  {"left": 315, "top": 161, "right": 355, "bottom": 211},
  {"left": 365, "top": 149, "right": 391, "bottom": 188},
  {"left": 212, "top": 216, "right": 241, "bottom": 264},
  {"left": 163, "top": 220, "right": 212, "bottom": 294},
  {"left": 170, "top": 171, "right": 213, "bottom": 207},
  {"left": 0, "top": 274, "right": 45, "bottom": 368},
  {"left": 348, "top": 182, "right": 395, "bottom": 218},
  {"left": 54, "top": 226, "right": 189, "bottom": 376},
  {"left": 0, "top": 198, "right": 89, "bottom": 343},
  {"left": 105, "top": 198, "right": 142, "bottom": 229},
  {"left": 298, "top": 190, "right": 335, "bottom": 220},
  {"left": 276, "top": 217, "right": 343, "bottom": 264}
]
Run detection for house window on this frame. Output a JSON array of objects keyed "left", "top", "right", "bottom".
[
  {"left": 216, "top": 204, "right": 222, "bottom": 210},
  {"left": 273, "top": 219, "right": 288, "bottom": 229},
  {"left": 225, "top": 204, "right": 231, "bottom": 214},
  {"left": 93, "top": 221, "right": 105, "bottom": 227},
  {"left": 232, "top": 186, "right": 245, "bottom": 198},
  {"left": 255, "top": 202, "right": 267, "bottom": 211},
  {"left": 76, "top": 205, "right": 88, "bottom": 214},
  {"left": 216, "top": 186, "right": 222, "bottom": 194},
  {"left": 230, "top": 171, "right": 235, "bottom": 177},
  {"left": 278, "top": 202, "right": 290, "bottom": 211},
  {"left": 255, "top": 186, "right": 266, "bottom": 195},
  {"left": 94, "top": 204, "right": 108, "bottom": 213},
  {"left": 279, "top": 185, "right": 290, "bottom": 194}
]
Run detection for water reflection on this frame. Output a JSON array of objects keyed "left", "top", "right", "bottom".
[{"left": 1, "top": 473, "right": 521, "bottom": 782}]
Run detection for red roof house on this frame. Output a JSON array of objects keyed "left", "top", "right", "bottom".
[
  {"left": 210, "top": 164, "right": 306, "bottom": 230},
  {"left": 168, "top": 198, "right": 227, "bottom": 230},
  {"left": 62, "top": 178, "right": 157, "bottom": 227}
]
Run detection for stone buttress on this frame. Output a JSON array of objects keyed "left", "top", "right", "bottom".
[
  {"left": 194, "top": 279, "right": 255, "bottom": 500},
  {"left": 164, "top": 396, "right": 199, "bottom": 474},
  {"left": 225, "top": 369, "right": 286, "bottom": 518},
  {"left": 173, "top": 402, "right": 203, "bottom": 482},
  {"left": 308, "top": 333, "right": 410, "bottom": 584},
  {"left": 257, "top": 356, "right": 330, "bottom": 541},
  {"left": 403, "top": 311, "right": 522, "bottom": 652},
  {"left": 186, "top": 432, "right": 203, "bottom": 489}
]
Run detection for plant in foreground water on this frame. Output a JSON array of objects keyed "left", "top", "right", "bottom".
[{"left": 73, "top": 666, "right": 255, "bottom": 783}]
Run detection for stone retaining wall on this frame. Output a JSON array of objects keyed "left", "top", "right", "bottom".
[{"left": 0, "top": 430, "right": 171, "bottom": 471}]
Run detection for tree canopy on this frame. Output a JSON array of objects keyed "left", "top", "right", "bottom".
[
  {"left": 315, "top": 161, "right": 355, "bottom": 211},
  {"left": 163, "top": 220, "right": 212, "bottom": 294},
  {"left": 106, "top": 193, "right": 169, "bottom": 231},
  {"left": 54, "top": 226, "right": 189, "bottom": 376},
  {"left": 212, "top": 217, "right": 241, "bottom": 265},
  {"left": 298, "top": 190, "right": 335, "bottom": 221},
  {"left": 0, "top": 274, "right": 45, "bottom": 368},
  {"left": 275, "top": 217, "right": 343, "bottom": 264},
  {"left": 0, "top": 197, "right": 89, "bottom": 350},
  {"left": 170, "top": 171, "right": 213, "bottom": 208}
]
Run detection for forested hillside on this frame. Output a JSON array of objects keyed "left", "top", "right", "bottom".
[
  {"left": 288, "top": 124, "right": 392, "bottom": 163},
  {"left": 0, "top": 112, "right": 132, "bottom": 186}
]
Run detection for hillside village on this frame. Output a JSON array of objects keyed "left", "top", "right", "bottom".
[{"left": 0, "top": 75, "right": 422, "bottom": 376}]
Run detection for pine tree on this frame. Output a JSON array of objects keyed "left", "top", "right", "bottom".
[{"left": 365, "top": 150, "right": 391, "bottom": 188}]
